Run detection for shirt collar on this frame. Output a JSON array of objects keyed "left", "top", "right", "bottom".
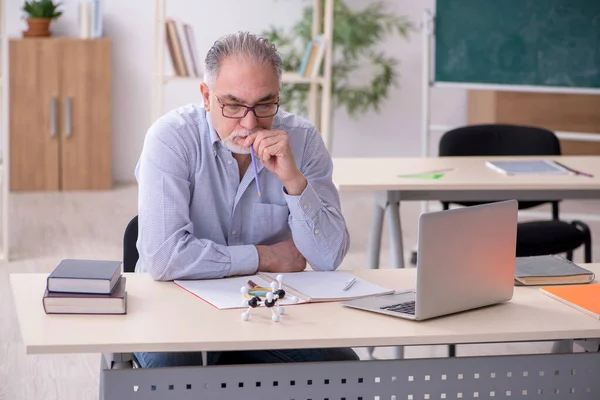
[{"left": 205, "top": 110, "right": 222, "bottom": 151}]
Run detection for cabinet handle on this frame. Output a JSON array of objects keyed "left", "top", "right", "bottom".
[
  {"left": 65, "top": 97, "right": 72, "bottom": 137},
  {"left": 49, "top": 97, "right": 57, "bottom": 137}
]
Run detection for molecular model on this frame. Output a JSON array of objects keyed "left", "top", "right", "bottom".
[{"left": 240, "top": 274, "right": 298, "bottom": 322}]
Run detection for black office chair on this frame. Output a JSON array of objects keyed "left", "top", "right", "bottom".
[
  {"left": 439, "top": 124, "right": 592, "bottom": 263},
  {"left": 123, "top": 215, "right": 139, "bottom": 273},
  {"left": 119, "top": 214, "right": 211, "bottom": 367},
  {"left": 438, "top": 124, "right": 592, "bottom": 358},
  {"left": 105, "top": 215, "right": 140, "bottom": 369}
]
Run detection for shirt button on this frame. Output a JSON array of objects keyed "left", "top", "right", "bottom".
[
  {"left": 227, "top": 160, "right": 233, "bottom": 165},
  {"left": 303, "top": 204, "right": 308, "bottom": 209},
  {"left": 232, "top": 230, "right": 237, "bottom": 236},
  {"left": 314, "top": 229, "right": 319, "bottom": 234}
]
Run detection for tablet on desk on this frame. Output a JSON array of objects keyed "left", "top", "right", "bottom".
[{"left": 485, "top": 160, "right": 570, "bottom": 175}]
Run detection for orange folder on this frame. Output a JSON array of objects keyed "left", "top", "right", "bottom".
[{"left": 540, "top": 284, "right": 600, "bottom": 319}]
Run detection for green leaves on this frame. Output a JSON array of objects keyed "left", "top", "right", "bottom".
[
  {"left": 22, "top": 0, "right": 63, "bottom": 19},
  {"left": 263, "top": 0, "right": 414, "bottom": 118},
  {"left": 335, "top": 51, "right": 399, "bottom": 116}
]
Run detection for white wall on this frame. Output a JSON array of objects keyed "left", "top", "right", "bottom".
[{"left": 6, "top": 0, "right": 467, "bottom": 183}]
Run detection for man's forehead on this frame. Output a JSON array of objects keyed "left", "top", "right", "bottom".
[
  {"left": 218, "top": 92, "right": 279, "bottom": 104},
  {"left": 213, "top": 58, "right": 279, "bottom": 104}
]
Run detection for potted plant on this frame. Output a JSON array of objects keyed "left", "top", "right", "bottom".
[
  {"left": 263, "top": 0, "right": 413, "bottom": 121},
  {"left": 22, "top": 0, "right": 63, "bottom": 37}
]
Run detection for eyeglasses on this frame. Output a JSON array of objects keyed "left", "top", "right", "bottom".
[{"left": 215, "top": 96, "right": 279, "bottom": 119}]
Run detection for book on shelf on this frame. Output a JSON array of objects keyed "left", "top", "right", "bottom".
[
  {"left": 43, "top": 259, "right": 127, "bottom": 315},
  {"left": 78, "top": 0, "right": 103, "bottom": 39},
  {"left": 174, "top": 270, "right": 394, "bottom": 310},
  {"left": 514, "top": 255, "right": 595, "bottom": 286},
  {"left": 297, "top": 40, "right": 313, "bottom": 76},
  {"left": 540, "top": 283, "right": 600, "bottom": 319},
  {"left": 184, "top": 24, "right": 200, "bottom": 77},
  {"left": 297, "top": 35, "right": 327, "bottom": 78},
  {"left": 165, "top": 18, "right": 200, "bottom": 78}
]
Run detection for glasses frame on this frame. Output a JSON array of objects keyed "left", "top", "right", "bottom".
[{"left": 215, "top": 95, "right": 280, "bottom": 119}]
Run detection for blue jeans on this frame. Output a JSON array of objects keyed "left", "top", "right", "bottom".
[{"left": 134, "top": 347, "right": 359, "bottom": 368}]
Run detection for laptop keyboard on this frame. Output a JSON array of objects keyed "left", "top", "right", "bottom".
[{"left": 380, "top": 300, "right": 415, "bottom": 315}]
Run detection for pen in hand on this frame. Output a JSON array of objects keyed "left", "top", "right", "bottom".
[{"left": 249, "top": 146, "right": 262, "bottom": 196}]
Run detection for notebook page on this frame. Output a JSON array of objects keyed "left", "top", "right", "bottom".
[
  {"left": 261, "top": 271, "right": 394, "bottom": 301},
  {"left": 175, "top": 276, "right": 307, "bottom": 310}
]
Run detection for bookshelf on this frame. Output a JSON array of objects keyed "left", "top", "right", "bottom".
[
  {"left": 0, "top": 0, "right": 8, "bottom": 260},
  {"left": 152, "top": 0, "right": 335, "bottom": 151}
]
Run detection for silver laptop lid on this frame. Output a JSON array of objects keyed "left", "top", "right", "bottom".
[{"left": 415, "top": 200, "right": 518, "bottom": 320}]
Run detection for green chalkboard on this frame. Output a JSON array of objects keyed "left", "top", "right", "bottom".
[{"left": 434, "top": 0, "right": 600, "bottom": 91}]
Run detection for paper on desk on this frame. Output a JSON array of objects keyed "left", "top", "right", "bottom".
[
  {"left": 397, "top": 168, "right": 453, "bottom": 179},
  {"left": 174, "top": 276, "right": 308, "bottom": 310},
  {"left": 397, "top": 173, "right": 445, "bottom": 179},
  {"left": 260, "top": 271, "right": 394, "bottom": 302}
]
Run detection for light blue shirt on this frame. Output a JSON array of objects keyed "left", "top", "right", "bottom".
[{"left": 134, "top": 104, "right": 350, "bottom": 280}]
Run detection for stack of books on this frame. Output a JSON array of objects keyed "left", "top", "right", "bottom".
[{"left": 42, "top": 259, "right": 127, "bottom": 315}]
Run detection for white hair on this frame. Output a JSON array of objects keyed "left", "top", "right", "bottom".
[{"left": 204, "top": 31, "right": 283, "bottom": 88}]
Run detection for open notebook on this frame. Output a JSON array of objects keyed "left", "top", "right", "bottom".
[{"left": 175, "top": 271, "right": 394, "bottom": 310}]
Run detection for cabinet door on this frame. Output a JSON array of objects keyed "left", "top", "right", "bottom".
[
  {"left": 60, "top": 39, "right": 112, "bottom": 190},
  {"left": 9, "top": 39, "right": 60, "bottom": 191}
]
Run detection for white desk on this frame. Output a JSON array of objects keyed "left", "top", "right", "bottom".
[
  {"left": 333, "top": 156, "right": 600, "bottom": 268},
  {"left": 10, "top": 267, "right": 600, "bottom": 399}
]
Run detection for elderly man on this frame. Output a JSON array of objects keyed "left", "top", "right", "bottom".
[{"left": 133, "top": 31, "right": 358, "bottom": 367}]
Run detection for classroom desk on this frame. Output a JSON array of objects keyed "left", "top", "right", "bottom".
[
  {"left": 10, "top": 267, "right": 600, "bottom": 399},
  {"left": 333, "top": 156, "right": 600, "bottom": 269}
]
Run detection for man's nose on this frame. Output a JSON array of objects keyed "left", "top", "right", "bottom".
[{"left": 240, "top": 110, "right": 257, "bottom": 129}]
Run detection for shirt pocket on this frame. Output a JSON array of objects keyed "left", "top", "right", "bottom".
[{"left": 250, "top": 203, "right": 291, "bottom": 245}]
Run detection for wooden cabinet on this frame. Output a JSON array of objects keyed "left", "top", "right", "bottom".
[
  {"left": 467, "top": 90, "right": 600, "bottom": 156},
  {"left": 9, "top": 38, "right": 112, "bottom": 191}
]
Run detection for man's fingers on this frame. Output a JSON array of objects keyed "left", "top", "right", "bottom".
[
  {"left": 255, "top": 131, "right": 280, "bottom": 154},
  {"left": 246, "top": 129, "right": 284, "bottom": 148},
  {"left": 259, "top": 132, "right": 289, "bottom": 157},
  {"left": 243, "top": 132, "right": 258, "bottom": 147},
  {"left": 257, "top": 136, "right": 280, "bottom": 158},
  {"left": 260, "top": 141, "right": 286, "bottom": 162}
]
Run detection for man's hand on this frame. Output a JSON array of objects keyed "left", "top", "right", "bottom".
[
  {"left": 244, "top": 130, "right": 307, "bottom": 195},
  {"left": 256, "top": 239, "right": 307, "bottom": 273}
]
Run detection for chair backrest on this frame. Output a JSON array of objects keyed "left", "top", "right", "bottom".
[
  {"left": 438, "top": 124, "right": 561, "bottom": 214},
  {"left": 123, "top": 215, "right": 139, "bottom": 273},
  {"left": 439, "top": 124, "right": 561, "bottom": 157}
]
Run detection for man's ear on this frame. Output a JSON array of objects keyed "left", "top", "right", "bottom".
[{"left": 200, "top": 82, "right": 210, "bottom": 111}]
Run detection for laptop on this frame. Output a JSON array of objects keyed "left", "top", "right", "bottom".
[{"left": 343, "top": 200, "right": 518, "bottom": 320}]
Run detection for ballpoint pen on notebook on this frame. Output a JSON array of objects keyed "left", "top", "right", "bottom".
[
  {"left": 249, "top": 146, "right": 262, "bottom": 196},
  {"left": 554, "top": 161, "right": 594, "bottom": 178},
  {"left": 343, "top": 277, "right": 357, "bottom": 291}
]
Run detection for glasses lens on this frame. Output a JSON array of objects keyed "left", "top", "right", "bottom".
[
  {"left": 221, "top": 103, "right": 279, "bottom": 118},
  {"left": 222, "top": 105, "right": 247, "bottom": 118},
  {"left": 254, "top": 104, "right": 278, "bottom": 117}
]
